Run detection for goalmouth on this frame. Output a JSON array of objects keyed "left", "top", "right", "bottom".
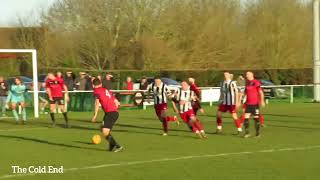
[{"left": 0, "top": 49, "right": 39, "bottom": 118}]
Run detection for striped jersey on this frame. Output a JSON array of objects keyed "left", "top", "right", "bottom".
[
  {"left": 220, "top": 80, "right": 238, "bottom": 105},
  {"left": 147, "top": 82, "right": 172, "bottom": 104},
  {"left": 174, "top": 88, "right": 194, "bottom": 113}
]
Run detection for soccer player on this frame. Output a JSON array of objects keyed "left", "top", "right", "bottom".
[
  {"left": 216, "top": 72, "right": 242, "bottom": 134},
  {"left": 188, "top": 77, "right": 204, "bottom": 115},
  {"left": 6, "top": 77, "right": 27, "bottom": 124},
  {"left": 242, "top": 71, "right": 265, "bottom": 138},
  {"left": 92, "top": 78, "right": 123, "bottom": 152},
  {"left": 172, "top": 81, "right": 206, "bottom": 138},
  {"left": 237, "top": 75, "right": 266, "bottom": 128},
  {"left": 46, "top": 73, "right": 69, "bottom": 127},
  {"left": 147, "top": 76, "right": 178, "bottom": 136}
]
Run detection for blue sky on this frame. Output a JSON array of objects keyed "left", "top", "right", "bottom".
[{"left": 0, "top": 0, "right": 57, "bottom": 27}]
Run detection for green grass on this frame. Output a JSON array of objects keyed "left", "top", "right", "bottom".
[{"left": 1, "top": 103, "right": 320, "bottom": 180}]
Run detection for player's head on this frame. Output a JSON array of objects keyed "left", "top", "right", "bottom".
[
  {"left": 246, "top": 71, "right": 255, "bottom": 81},
  {"left": 188, "top": 77, "right": 195, "bottom": 84},
  {"left": 56, "top": 71, "right": 62, "bottom": 78},
  {"left": 97, "top": 75, "right": 102, "bottom": 80},
  {"left": 14, "top": 77, "right": 22, "bottom": 85},
  {"left": 181, "top": 81, "right": 189, "bottom": 90},
  {"left": 154, "top": 76, "right": 162, "bottom": 86},
  {"left": 47, "top": 73, "right": 56, "bottom": 80},
  {"left": 223, "top": 71, "right": 231, "bottom": 80},
  {"left": 92, "top": 78, "right": 102, "bottom": 88}
]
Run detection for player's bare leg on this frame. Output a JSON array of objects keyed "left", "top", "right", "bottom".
[{"left": 102, "top": 128, "right": 123, "bottom": 152}]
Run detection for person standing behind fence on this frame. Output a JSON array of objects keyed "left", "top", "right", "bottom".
[
  {"left": 0, "top": 76, "right": 8, "bottom": 117},
  {"left": 124, "top": 77, "right": 134, "bottom": 104},
  {"left": 139, "top": 76, "right": 148, "bottom": 90},
  {"left": 75, "top": 72, "right": 88, "bottom": 111},
  {"left": 102, "top": 73, "right": 113, "bottom": 90},
  {"left": 65, "top": 71, "right": 75, "bottom": 111}
]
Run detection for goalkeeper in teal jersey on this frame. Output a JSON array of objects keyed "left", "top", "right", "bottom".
[{"left": 6, "top": 77, "right": 27, "bottom": 124}]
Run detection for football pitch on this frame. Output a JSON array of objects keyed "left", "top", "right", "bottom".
[{"left": 0, "top": 103, "right": 320, "bottom": 180}]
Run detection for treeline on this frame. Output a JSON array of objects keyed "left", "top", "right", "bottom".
[{"left": 11, "top": 0, "right": 313, "bottom": 84}]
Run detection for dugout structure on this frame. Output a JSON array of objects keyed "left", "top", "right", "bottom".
[{"left": 0, "top": 49, "right": 39, "bottom": 118}]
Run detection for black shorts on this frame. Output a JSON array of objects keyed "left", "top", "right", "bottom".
[
  {"left": 245, "top": 104, "right": 260, "bottom": 116},
  {"left": 102, "top": 111, "right": 119, "bottom": 129},
  {"left": 49, "top": 97, "right": 65, "bottom": 105}
]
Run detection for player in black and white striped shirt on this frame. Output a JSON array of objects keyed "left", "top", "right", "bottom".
[
  {"left": 216, "top": 72, "right": 242, "bottom": 134},
  {"left": 172, "top": 81, "right": 206, "bottom": 138},
  {"left": 147, "top": 76, "right": 177, "bottom": 136}
]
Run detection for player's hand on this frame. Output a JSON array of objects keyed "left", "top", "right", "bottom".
[
  {"left": 261, "top": 101, "right": 266, "bottom": 108},
  {"left": 49, "top": 97, "right": 53, "bottom": 101},
  {"left": 65, "top": 95, "right": 70, "bottom": 102},
  {"left": 199, "top": 108, "right": 205, "bottom": 114}
]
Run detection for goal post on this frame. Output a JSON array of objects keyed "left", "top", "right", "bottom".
[{"left": 0, "top": 49, "right": 39, "bottom": 118}]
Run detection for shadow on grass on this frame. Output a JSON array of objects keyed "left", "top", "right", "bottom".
[{"left": 0, "top": 135, "right": 105, "bottom": 152}]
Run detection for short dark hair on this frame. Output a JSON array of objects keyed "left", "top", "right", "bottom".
[
  {"left": 154, "top": 75, "right": 161, "bottom": 80},
  {"left": 92, "top": 78, "right": 102, "bottom": 86}
]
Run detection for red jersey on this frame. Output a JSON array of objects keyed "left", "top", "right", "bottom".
[
  {"left": 190, "top": 83, "right": 201, "bottom": 97},
  {"left": 46, "top": 78, "right": 65, "bottom": 98},
  {"left": 93, "top": 87, "right": 118, "bottom": 112},
  {"left": 245, "top": 79, "right": 262, "bottom": 105}
]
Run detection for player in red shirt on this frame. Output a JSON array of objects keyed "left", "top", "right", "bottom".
[
  {"left": 242, "top": 71, "right": 265, "bottom": 138},
  {"left": 188, "top": 78, "right": 204, "bottom": 115},
  {"left": 46, "top": 73, "right": 69, "bottom": 127},
  {"left": 92, "top": 78, "right": 123, "bottom": 152}
]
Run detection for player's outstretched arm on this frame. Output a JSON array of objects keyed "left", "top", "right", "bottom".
[{"left": 92, "top": 99, "right": 100, "bottom": 123}]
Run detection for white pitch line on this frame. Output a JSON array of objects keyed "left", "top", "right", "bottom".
[
  {"left": 1, "top": 145, "right": 320, "bottom": 179},
  {"left": 0, "top": 127, "right": 48, "bottom": 132}
]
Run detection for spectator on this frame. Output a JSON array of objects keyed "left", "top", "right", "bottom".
[
  {"left": 65, "top": 71, "right": 75, "bottom": 91},
  {"left": 102, "top": 73, "right": 113, "bottom": 90},
  {"left": 124, "top": 76, "right": 133, "bottom": 90},
  {"left": 0, "top": 76, "right": 8, "bottom": 117},
  {"left": 75, "top": 72, "right": 87, "bottom": 91},
  {"left": 74, "top": 72, "right": 89, "bottom": 111},
  {"left": 139, "top": 76, "right": 148, "bottom": 90},
  {"left": 65, "top": 71, "right": 75, "bottom": 111}
]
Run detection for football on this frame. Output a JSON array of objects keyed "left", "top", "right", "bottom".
[{"left": 92, "top": 134, "right": 101, "bottom": 145}]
